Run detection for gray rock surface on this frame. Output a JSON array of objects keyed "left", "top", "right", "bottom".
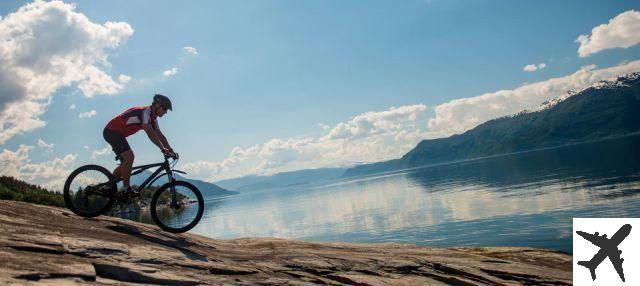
[{"left": 0, "top": 200, "right": 572, "bottom": 285}]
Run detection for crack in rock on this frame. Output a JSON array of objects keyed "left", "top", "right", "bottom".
[
  {"left": 14, "top": 272, "right": 96, "bottom": 282},
  {"left": 481, "top": 259, "right": 510, "bottom": 264},
  {"left": 325, "top": 273, "right": 373, "bottom": 286},
  {"left": 423, "top": 262, "right": 498, "bottom": 285},
  {"left": 208, "top": 264, "right": 259, "bottom": 275},
  {"left": 93, "top": 262, "right": 200, "bottom": 285},
  {"left": 66, "top": 247, "right": 130, "bottom": 258},
  {"left": 284, "top": 263, "right": 335, "bottom": 276},
  {"left": 8, "top": 245, "right": 65, "bottom": 255},
  {"left": 481, "top": 268, "right": 571, "bottom": 286},
  {"left": 279, "top": 270, "right": 336, "bottom": 284},
  {"left": 105, "top": 224, "right": 208, "bottom": 262},
  {"left": 354, "top": 269, "right": 383, "bottom": 276},
  {"left": 418, "top": 273, "right": 479, "bottom": 286}
]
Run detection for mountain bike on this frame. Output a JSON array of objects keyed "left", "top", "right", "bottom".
[{"left": 63, "top": 153, "right": 204, "bottom": 233}]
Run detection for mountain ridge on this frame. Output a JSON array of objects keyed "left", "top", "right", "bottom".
[
  {"left": 343, "top": 71, "right": 640, "bottom": 177},
  {"left": 130, "top": 171, "right": 237, "bottom": 198},
  {"left": 214, "top": 167, "right": 347, "bottom": 192}
]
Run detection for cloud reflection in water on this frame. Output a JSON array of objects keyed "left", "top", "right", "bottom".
[{"left": 191, "top": 135, "right": 640, "bottom": 253}]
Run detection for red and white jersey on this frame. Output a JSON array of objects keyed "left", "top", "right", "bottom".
[{"left": 105, "top": 106, "right": 159, "bottom": 137}]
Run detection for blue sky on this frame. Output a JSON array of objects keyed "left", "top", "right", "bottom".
[{"left": 1, "top": 0, "right": 640, "bottom": 187}]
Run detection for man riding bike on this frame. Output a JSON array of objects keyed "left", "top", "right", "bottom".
[{"left": 103, "top": 94, "right": 175, "bottom": 195}]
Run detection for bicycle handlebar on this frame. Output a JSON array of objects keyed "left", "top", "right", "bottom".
[{"left": 164, "top": 152, "right": 179, "bottom": 160}]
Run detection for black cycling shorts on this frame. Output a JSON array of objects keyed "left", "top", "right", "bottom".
[{"left": 103, "top": 128, "right": 131, "bottom": 156}]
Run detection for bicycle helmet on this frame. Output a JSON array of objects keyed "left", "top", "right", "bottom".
[{"left": 153, "top": 94, "right": 172, "bottom": 111}]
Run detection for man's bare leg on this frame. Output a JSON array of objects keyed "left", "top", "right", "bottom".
[
  {"left": 119, "top": 150, "right": 135, "bottom": 188},
  {"left": 112, "top": 165, "right": 122, "bottom": 180}
]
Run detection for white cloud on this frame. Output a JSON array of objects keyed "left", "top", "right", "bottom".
[
  {"left": 69, "top": 103, "right": 76, "bottom": 110},
  {"left": 78, "top": 109, "right": 97, "bottom": 118},
  {"left": 317, "top": 123, "right": 330, "bottom": 130},
  {"left": 118, "top": 74, "right": 132, "bottom": 84},
  {"left": 183, "top": 60, "right": 640, "bottom": 182},
  {"left": 183, "top": 105, "right": 429, "bottom": 181},
  {"left": 577, "top": 10, "right": 640, "bottom": 57},
  {"left": 0, "top": 144, "right": 76, "bottom": 190},
  {"left": 523, "top": 63, "right": 546, "bottom": 72},
  {"left": 523, "top": 64, "right": 537, "bottom": 72},
  {"left": 182, "top": 145, "right": 260, "bottom": 179},
  {"left": 394, "top": 129, "right": 425, "bottom": 142},
  {"left": 36, "top": 138, "right": 53, "bottom": 150},
  {"left": 91, "top": 144, "right": 111, "bottom": 159},
  {"left": 183, "top": 46, "right": 198, "bottom": 55},
  {"left": 76, "top": 66, "right": 124, "bottom": 97},
  {"left": 427, "top": 60, "right": 640, "bottom": 137},
  {"left": 163, "top": 67, "right": 178, "bottom": 77},
  {"left": 320, "top": 104, "right": 427, "bottom": 141},
  {"left": 0, "top": 0, "right": 134, "bottom": 144}
]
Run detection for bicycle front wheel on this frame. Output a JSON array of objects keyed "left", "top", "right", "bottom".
[
  {"left": 150, "top": 181, "right": 204, "bottom": 233},
  {"left": 63, "top": 165, "right": 116, "bottom": 217}
]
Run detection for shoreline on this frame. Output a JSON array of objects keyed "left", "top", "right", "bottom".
[
  {"left": 0, "top": 200, "right": 572, "bottom": 285},
  {"left": 343, "top": 131, "right": 640, "bottom": 180}
]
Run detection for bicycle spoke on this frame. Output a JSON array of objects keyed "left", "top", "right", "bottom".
[
  {"left": 152, "top": 182, "right": 203, "bottom": 232},
  {"left": 68, "top": 168, "right": 112, "bottom": 214}
]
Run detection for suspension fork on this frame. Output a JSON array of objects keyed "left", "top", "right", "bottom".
[{"left": 165, "top": 161, "right": 178, "bottom": 206}]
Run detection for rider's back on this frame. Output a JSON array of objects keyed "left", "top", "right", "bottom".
[{"left": 105, "top": 106, "right": 157, "bottom": 137}]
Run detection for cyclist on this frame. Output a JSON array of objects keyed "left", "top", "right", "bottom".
[{"left": 103, "top": 94, "right": 175, "bottom": 194}]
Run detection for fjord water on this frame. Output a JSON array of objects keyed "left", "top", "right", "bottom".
[{"left": 192, "top": 134, "right": 640, "bottom": 254}]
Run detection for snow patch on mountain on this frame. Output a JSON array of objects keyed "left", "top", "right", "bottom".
[
  {"left": 514, "top": 72, "right": 640, "bottom": 116},
  {"left": 591, "top": 71, "right": 640, "bottom": 90}
]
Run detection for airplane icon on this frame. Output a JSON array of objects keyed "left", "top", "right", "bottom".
[{"left": 576, "top": 224, "right": 631, "bottom": 282}]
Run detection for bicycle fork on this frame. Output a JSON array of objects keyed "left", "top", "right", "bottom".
[{"left": 166, "top": 167, "right": 179, "bottom": 208}]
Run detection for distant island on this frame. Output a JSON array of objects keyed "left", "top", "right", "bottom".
[
  {"left": 344, "top": 72, "right": 640, "bottom": 177},
  {"left": 131, "top": 170, "right": 237, "bottom": 198},
  {"left": 215, "top": 167, "right": 346, "bottom": 192}
]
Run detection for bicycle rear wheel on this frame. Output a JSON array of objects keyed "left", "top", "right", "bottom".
[
  {"left": 150, "top": 181, "right": 204, "bottom": 233},
  {"left": 63, "top": 165, "right": 116, "bottom": 217}
]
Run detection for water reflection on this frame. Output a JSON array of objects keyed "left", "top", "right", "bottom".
[
  {"left": 188, "top": 135, "right": 640, "bottom": 253},
  {"left": 114, "top": 208, "right": 155, "bottom": 224}
]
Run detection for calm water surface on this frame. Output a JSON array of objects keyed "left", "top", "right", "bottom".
[{"left": 191, "top": 135, "right": 640, "bottom": 254}]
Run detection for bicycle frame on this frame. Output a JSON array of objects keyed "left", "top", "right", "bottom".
[{"left": 107, "top": 157, "right": 186, "bottom": 193}]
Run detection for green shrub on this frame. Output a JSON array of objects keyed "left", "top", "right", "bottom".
[{"left": 0, "top": 176, "right": 65, "bottom": 207}]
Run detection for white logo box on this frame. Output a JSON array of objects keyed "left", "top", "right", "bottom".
[{"left": 573, "top": 218, "right": 640, "bottom": 285}]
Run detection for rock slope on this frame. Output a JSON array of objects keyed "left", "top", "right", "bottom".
[{"left": 0, "top": 200, "right": 572, "bottom": 285}]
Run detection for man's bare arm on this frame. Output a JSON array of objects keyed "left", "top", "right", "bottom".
[
  {"left": 157, "top": 130, "right": 172, "bottom": 151},
  {"left": 142, "top": 124, "right": 166, "bottom": 151}
]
